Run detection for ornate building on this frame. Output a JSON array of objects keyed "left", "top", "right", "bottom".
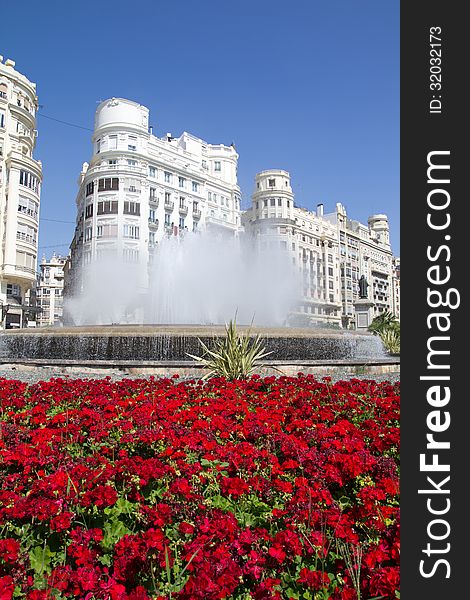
[
  {"left": 0, "top": 57, "right": 42, "bottom": 328},
  {"left": 243, "top": 170, "right": 397, "bottom": 328},
  {"left": 242, "top": 170, "right": 343, "bottom": 327},
  {"left": 66, "top": 98, "right": 241, "bottom": 312}
]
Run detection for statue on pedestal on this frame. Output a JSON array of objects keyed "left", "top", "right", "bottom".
[{"left": 358, "top": 275, "right": 369, "bottom": 299}]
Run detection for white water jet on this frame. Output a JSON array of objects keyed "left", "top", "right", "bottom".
[
  {"left": 64, "top": 231, "right": 301, "bottom": 326},
  {"left": 146, "top": 232, "right": 300, "bottom": 325}
]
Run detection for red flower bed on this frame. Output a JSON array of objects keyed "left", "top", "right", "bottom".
[{"left": 0, "top": 375, "right": 399, "bottom": 599}]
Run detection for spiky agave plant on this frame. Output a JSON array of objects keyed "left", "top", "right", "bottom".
[
  {"left": 379, "top": 327, "right": 400, "bottom": 354},
  {"left": 187, "top": 318, "right": 272, "bottom": 380}
]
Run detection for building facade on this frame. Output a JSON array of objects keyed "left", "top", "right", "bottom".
[
  {"left": 242, "top": 170, "right": 343, "bottom": 327},
  {"left": 36, "top": 254, "right": 66, "bottom": 327},
  {"left": 324, "top": 204, "right": 395, "bottom": 327},
  {"left": 0, "top": 57, "right": 42, "bottom": 328},
  {"left": 243, "top": 170, "right": 398, "bottom": 328},
  {"left": 391, "top": 256, "right": 400, "bottom": 321},
  {"left": 67, "top": 98, "right": 241, "bottom": 307}
]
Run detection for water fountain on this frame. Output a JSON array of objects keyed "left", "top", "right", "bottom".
[{"left": 0, "top": 233, "right": 398, "bottom": 377}]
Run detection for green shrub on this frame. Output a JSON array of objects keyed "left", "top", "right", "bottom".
[
  {"left": 368, "top": 311, "right": 398, "bottom": 334},
  {"left": 188, "top": 319, "right": 272, "bottom": 380},
  {"left": 379, "top": 327, "right": 400, "bottom": 354}
]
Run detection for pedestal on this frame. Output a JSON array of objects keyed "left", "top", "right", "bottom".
[{"left": 353, "top": 299, "right": 374, "bottom": 330}]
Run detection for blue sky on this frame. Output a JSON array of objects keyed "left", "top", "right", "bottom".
[{"left": 2, "top": 0, "right": 399, "bottom": 255}]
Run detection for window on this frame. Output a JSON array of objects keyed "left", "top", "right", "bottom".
[
  {"left": 85, "top": 204, "right": 93, "bottom": 219},
  {"left": 214, "top": 161, "right": 221, "bottom": 172},
  {"left": 178, "top": 176, "right": 185, "bottom": 188},
  {"left": 192, "top": 181, "right": 198, "bottom": 192},
  {"left": 263, "top": 199, "right": 267, "bottom": 207},
  {"left": 16, "top": 223, "right": 37, "bottom": 244},
  {"left": 208, "top": 191, "right": 212, "bottom": 201},
  {"left": 270, "top": 198, "right": 275, "bottom": 206},
  {"left": 268, "top": 178, "right": 276, "bottom": 187},
  {"left": 123, "top": 224, "right": 140, "bottom": 239},
  {"left": 18, "top": 197, "right": 38, "bottom": 219},
  {"left": 202, "top": 159, "right": 207, "bottom": 169},
  {"left": 109, "top": 135, "right": 117, "bottom": 150},
  {"left": 124, "top": 201, "right": 140, "bottom": 215},
  {"left": 149, "top": 231, "right": 156, "bottom": 245},
  {"left": 97, "top": 200, "right": 118, "bottom": 215},
  {"left": 278, "top": 198, "right": 282, "bottom": 206},
  {"left": 0, "top": 110, "right": 5, "bottom": 128},
  {"left": 164, "top": 213, "right": 171, "bottom": 226},
  {"left": 19, "top": 170, "right": 40, "bottom": 193},
  {"left": 164, "top": 191, "right": 172, "bottom": 204},
  {"left": 96, "top": 139, "right": 101, "bottom": 153},
  {"left": 108, "top": 160, "right": 117, "bottom": 166},
  {"left": 256, "top": 201, "right": 259, "bottom": 210},
  {"left": 7, "top": 283, "right": 21, "bottom": 297},
  {"left": 179, "top": 196, "right": 186, "bottom": 208},
  {"left": 128, "top": 136, "right": 137, "bottom": 151},
  {"left": 84, "top": 226, "right": 92, "bottom": 242},
  {"left": 128, "top": 159, "right": 137, "bottom": 167},
  {"left": 287, "top": 201, "right": 290, "bottom": 208},
  {"left": 179, "top": 217, "right": 185, "bottom": 228},
  {"left": 149, "top": 166, "right": 156, "bottom": 178},
  {"left": 164, "top": 171, "right": 172, "bottom": 183},
  {"left": 328, "top": 267, "right": 334, "bottom": 277},
  {"left": 149, "top": 187, "right": 156, "bottom": 200},
  {"left": 96, "top": 224, "right": 118, "bottom": 238},
  {"left": 98, "top": 177, "right": 119, "bottom": 192},
  {"left": 149, "top": 208, "right": 157, "bottom": 222}
]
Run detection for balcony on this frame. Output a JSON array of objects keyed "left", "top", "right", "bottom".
[
  {"left": 148, "top": 218, "right": 159, "bottom": 229},
  {"left": 16, "top": 232, "right": 37, "bottom": 246},
  {"left": 149, "top": 196, "right": 159, "bottom": 207},
  {"left": 192, "top": 209, "right": 201, "bottom": 220},
  {"left": 164, "top": 199, "right": 174, "bottom": 211},
  {"left": 18, "top": 206, "right": 39, "bottom": 222},
  {"left": 178, "top": 204, "right": 188, "bottom": 216}
]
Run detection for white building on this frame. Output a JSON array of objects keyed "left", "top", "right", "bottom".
[
  {"left": 67, "top": 98, "right": 241, "bottom": 309},
  {"left": 243, "top": 170, "right": 398, "bottom": 328},
  {"left": 242, "top": 170, "right": 343, "bottom": 327},
  {"left": 324, "top": 204, "right": 395, "bottom": 327},
  {"left": 0, "top": 57, "right": 42, "bottom": 329},
  {"left": 36, "top": 254, "right": 66, "bottom": 327}
]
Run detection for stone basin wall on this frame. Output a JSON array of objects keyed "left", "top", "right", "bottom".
[{"left": 0, "top": 325, "right": 388, "bottom": 363}]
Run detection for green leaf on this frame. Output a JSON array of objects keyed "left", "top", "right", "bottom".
[{"left": 29, "top": 544, "right": 54, "bottom": 576}]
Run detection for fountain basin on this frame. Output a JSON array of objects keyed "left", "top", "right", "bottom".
[{"left": 0, "top": 324, "right": 396, "bottom": 364}]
